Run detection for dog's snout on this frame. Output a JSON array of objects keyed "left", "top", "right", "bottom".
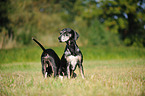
[
  {"left": 58, "top": 36, "right": 60, "bottom": 40},
  {"left": 58, "top": 36, "right": 62, "bottom": 42}
]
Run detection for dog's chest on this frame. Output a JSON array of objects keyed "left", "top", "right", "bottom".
[{"left": 66, "top": 55, "right": 81, "bottom": 69}]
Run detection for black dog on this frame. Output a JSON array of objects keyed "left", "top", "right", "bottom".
[
  {"left": 58, "top": 28, "right": 84, "bottom": 79},
  {"left": 32, "top": 38, "right": 61, "bottom": 78}
]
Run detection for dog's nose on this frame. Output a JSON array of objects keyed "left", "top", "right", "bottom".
[
  {"left": 58, "top": 37, "right": 61, "bottom": 42},
  {"left": 58, "top": 37, "right": 60, "bottom": 40}
]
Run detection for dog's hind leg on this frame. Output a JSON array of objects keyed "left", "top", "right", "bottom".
[
  {"left": 48, "top": 57, "right": 57, "bottom": 78},
  {"left": 43, "top": 63, "right": 47, "bottom": 78},
  {"left": 41, "top": 59, "right": 46, "bottom": 77}
]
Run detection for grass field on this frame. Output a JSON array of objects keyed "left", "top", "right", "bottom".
[{"left": 0, "top": 46, "right": 145, "bottom": 96}]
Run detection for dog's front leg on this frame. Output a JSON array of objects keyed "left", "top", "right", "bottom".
[
  {"left": 71, "top": 70, "right": 74, "bottom": 78},
  {"left": 45, "top": 72, "right": 48, "bottom": 78},
  {"left": 78, "top": 63, "right": 85, "bottom": 79},
  {"left": 67, "top": 64, "right": 70, "bottom": 79}
]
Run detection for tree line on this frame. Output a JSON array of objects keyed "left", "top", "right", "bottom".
[{"left": 0, "top": 0, "right": 145, "bottom": 48}]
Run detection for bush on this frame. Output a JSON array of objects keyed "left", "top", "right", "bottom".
[{"left": 78, "top": 20, "right": 122, "bottom": 46}]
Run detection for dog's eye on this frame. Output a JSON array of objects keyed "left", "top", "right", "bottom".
[
  {"left": 66, "top": 34, "right": 68, "bottom": 36},
  {"left": 66, "top": 34, "right": 70, "bottom": 36}
]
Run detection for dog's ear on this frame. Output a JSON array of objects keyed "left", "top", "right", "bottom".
[{"left": 74, "top": 31, "right": 79, "bottom": 40}]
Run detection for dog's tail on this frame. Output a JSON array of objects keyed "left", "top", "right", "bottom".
[{"left": 32, "top": 37, "right": 45, "bottom": 51}]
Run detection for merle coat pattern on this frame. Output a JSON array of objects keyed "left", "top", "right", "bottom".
[{"left": 58, "top": 28, "right": 84, "bottom": 79}]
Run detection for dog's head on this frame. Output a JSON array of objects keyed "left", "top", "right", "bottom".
[{"left": 58, "top": 28, "right": 79, "bottom": 42}]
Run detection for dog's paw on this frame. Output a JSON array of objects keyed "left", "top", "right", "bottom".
[
  {"left": 45, "top": 72, "right": 48, "bottom": 78},
  {"left": 59, "top": 75, "right": 63, "bottom": 80}
]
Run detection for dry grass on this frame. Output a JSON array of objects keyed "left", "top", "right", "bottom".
[{"left": 0, "top": 59, "right": 145, "bottom": 96}]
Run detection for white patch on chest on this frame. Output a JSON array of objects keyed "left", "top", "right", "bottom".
[{"left": 66, "top": 55, "right": 81, "bottom": 70}]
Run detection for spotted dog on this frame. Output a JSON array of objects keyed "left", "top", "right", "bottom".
[
  {"left": 58, "top": 28, "right": 84, "bottom": 79},
  {"left": 32, "top": 38, "right": 61, "bottom": 78}
]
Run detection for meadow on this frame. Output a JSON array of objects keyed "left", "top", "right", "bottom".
[
  {"left": 1, "top": 0, "right": 145, "bottom": 95},
  {"left": 0, "top": 46, "right": 145, "bottom": 96}
]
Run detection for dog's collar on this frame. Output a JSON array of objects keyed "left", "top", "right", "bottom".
[
  {"left": 66, "top": 40, "right": 76, "bottom": 45},
  {"left": 66, "top": 40, "right": 79, "bottom": 56}
]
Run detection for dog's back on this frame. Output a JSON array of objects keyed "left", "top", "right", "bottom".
[
  {"left": 32, "top": 38, "right": 61, "bottom": 77},
  {"left": 41, "top": 49, "right": 61, "bottom": 75}
]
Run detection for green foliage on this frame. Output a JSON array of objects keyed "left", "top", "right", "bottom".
[
  {"left": 0, "top": 46, "right": 145, "bottom": 64},
  {"left": 85, "top": 21, "right": 121, "bottom": 46},
  {"left": 60, "top": 0, "right": 76, "bottom": 22},
  {"left": 99, "top": 0, "right": 145, "bottom": 47},
  {"left": 0, "top": 0, "right": 145, "bottom": 48},
  {"left": 0, "top": 0, "right": 65, "bottom": 48}
]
